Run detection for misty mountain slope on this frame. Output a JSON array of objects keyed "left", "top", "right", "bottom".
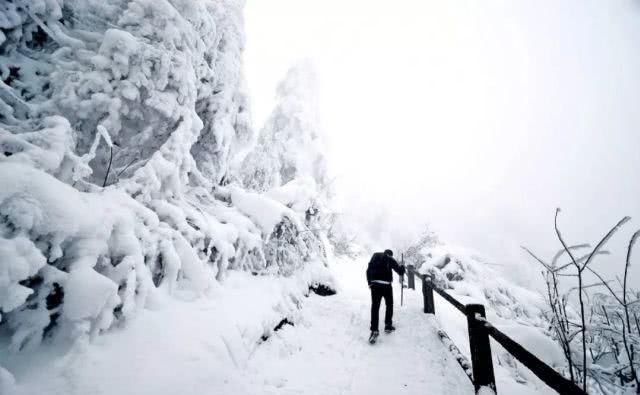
[{"left": 0, "top": 0, "right": 333, "bottom": 389}]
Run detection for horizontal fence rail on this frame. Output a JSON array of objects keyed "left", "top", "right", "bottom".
[
  {"left": 413, "top": 270, "right": 466, "bottom": 314},
  {"left": 484, "top": 324, "right": 586, "bottom": 395},
  {"left": 405, "top": 265, "right": 587, "bottom": 395}
]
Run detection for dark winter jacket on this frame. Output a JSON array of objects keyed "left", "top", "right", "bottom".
[{"left": 366, "top": 252, "right": 405, "bottom": 285}]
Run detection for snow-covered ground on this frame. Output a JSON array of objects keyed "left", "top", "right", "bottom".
[
  {"left": 1, "top": 257, "right": 475, "bottom": 395},
  {"left": 245, "top": 258, "right": 473, "bottom": 395}
]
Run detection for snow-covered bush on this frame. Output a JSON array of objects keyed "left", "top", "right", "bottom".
[
  {"left": 523, "top": 211, "right": 640, "bottom": 394},
  {"left": 401, "top": 226, "right": 439, "bottom": 267},
  {"left": 587, "top": 292, "right": 640, "bottom": 392},
  {"left": 0, "top": 0, "right": 331, "bottom": 353},
  {"left": 414, "top": 244, "right": 547, "bottom": 325}
]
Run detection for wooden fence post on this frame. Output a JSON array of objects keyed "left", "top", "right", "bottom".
[
  {"left": 422, "top": 278, "right": 435, "bottom": 314},
  {"left": 407, "top": 265, "right": 415, "bottom": 290},
  {"left": 466, "top": 304, "right": 496, "bottom": 394}
]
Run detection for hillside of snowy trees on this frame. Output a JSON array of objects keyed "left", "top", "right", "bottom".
[{"left": 0, "top": 0, "right": 333, "bottom": 375}]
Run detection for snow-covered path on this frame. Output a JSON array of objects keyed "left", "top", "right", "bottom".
[
  {"left": 1, "top": 259, "right": 473, "bottom": 395},
  {"left": 242, "top": 260, "right": 474, "bottom": 395}
]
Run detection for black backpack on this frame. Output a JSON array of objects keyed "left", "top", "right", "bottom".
[{"left": 368, "top": 252, "right": 390, "bottom": 275}]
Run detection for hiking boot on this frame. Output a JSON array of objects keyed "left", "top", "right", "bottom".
[
  {"left": 384, "top": 325, "right": 396, "bottom": 333},
  {"left": 369, "top": 331, "right": 379, "bottom": 344}
]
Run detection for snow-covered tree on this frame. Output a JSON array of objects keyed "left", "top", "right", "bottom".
[
  {"left": 238, "top": 62, "right": 332, "bottom": 272},
  {"left": 241, "top": 62, "right": 328, "bottom": 193},
  {"left": 0, "top": 0, "right": 332, "bottom": 355}
]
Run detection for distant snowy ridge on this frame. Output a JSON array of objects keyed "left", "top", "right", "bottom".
[{"left": 0, "top": 0, "right": 332, "bottom": 365}]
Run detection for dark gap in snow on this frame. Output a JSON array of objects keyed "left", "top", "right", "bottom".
[
  {"left": 20, "top": 275, "right": 43, "bottom": 289},
  {"left": 309, "top": 284, "right": 336, "bottom": 297},
  {"left": 26, "top": 26, "right": 50, "bottom": 50},
  {"left": 1, "top": 140, "right": 24, "bottom": 156},
  {"left": 208, "top": 246, "right": 219, "bottom": 264},
  {"left": 152, "top": 254, "right": 164, "bottom": 287},
  {"left": 186, "top": 218, "right": 200, "bottom": 231},
  {"left": 61, "top": 5, "right": 74, "bottom": 26},
  {"left": 274, "top": 318, "right": 294, "bottom": 332},
  {"left": 4, "top": 67, "right": 19, "bottom": 85},
  {"left": 23, "top": 89, "right": 34, "bottom": 101},
  {"left": 113, "top": 304, "right": 124, "bottom": 320},
  {"left": 261, "top": 318, "right": 295, "bottom": 342},
  {"left": 46, "top": 283, "right": 64, "bottom": 310},
  {"left": 445, "top": 272, "right": 464, "bottom": 282}
]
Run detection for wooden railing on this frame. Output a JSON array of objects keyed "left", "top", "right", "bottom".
[{"left": 406, "top": 266, "right": 587, "bottom": 395}]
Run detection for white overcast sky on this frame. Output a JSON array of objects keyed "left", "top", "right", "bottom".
[{"left": 244, "top": 0, "right": 640, "bottom": 285}]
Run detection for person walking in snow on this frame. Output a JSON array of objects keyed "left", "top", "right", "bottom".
[{"left": 366, "top": 249, "right": 405, "bottom": 343}]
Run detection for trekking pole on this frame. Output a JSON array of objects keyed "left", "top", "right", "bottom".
[{"left": 400, "top": 252, "right": 404, "bottom": 307}]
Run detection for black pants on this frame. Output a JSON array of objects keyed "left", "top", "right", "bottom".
[{"left": 370, "top": 283, "right": 393, "bottom": 331}]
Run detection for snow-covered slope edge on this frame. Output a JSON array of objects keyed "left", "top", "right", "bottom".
[
  {"left": 0, "top": 0, "right": 333, "bottom": 389},
  {"left": 409, "top": 244, "right": 563, "bottom": 394},
  {"left": 0, "top": 266, "right": 333, "bottom": 395}
]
